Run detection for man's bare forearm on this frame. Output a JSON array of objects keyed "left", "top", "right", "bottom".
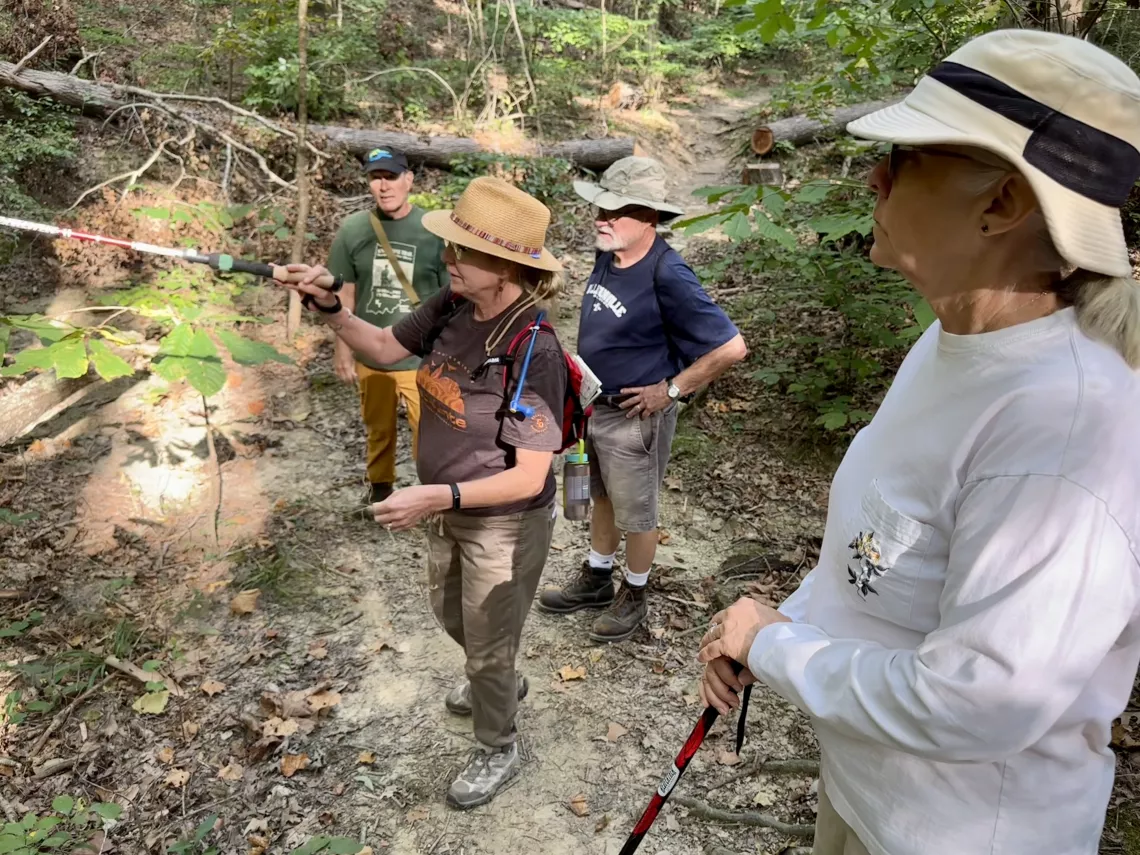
[
  {"left": 333, "top": 282, "right": 356, "bottom": 359},
  {"left": 673, "top": 333, "right": 748, "bottom": 396}
]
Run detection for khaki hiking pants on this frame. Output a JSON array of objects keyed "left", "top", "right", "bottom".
[
  {"left": 426, "top": 505, "right": 555, "bottom": 748},
  {"left": 813, "top": 777, "right": 872, "bottom": 855},
  {"left": 356, "top": 363, "right": 420, "bottom": 484}
]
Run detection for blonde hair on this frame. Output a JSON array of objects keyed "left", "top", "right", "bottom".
[{"left": 959, "top": 152, "right": 1140, "bottom": 368}]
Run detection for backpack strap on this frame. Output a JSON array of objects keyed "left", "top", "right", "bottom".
[
  {"left": 418, "top": 287, "right": 466, "bottom": 355},
  {"left": 370, "top": 211, "right": 421, "bottom": 307}
]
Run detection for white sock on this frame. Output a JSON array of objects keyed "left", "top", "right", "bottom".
[
  {"left": 624, "top": 569, "right": 650, "bottom": 588},
  {"left": 588, "top": 549, "right": 616, "bottom": 571}
]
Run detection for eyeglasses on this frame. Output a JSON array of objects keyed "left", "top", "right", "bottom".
[
  {"left": 595, "top": 206, "right": 646, "bottom": 223},
  {"left": 886, "top": 143, "right": 990, "bottom": 180},
  {"left": 444, "top": 240, "right": 468, "bottom": 262}
]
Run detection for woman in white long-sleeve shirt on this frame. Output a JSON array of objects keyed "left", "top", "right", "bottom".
[{"left": 696, "top": 29, "right": 1140, "bottom": 855}]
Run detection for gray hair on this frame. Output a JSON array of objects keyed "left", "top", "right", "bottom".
[{"left": 960, "top": 154, "right": 1140, "bottom": 369}]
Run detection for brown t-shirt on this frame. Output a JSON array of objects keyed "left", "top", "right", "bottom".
[{"left": 392, "top": 290, "right": 566, "bottom": 517}]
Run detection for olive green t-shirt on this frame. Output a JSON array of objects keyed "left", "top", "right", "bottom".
[{"left": 326, "top": 206, "right": 449, "bottom": 371}]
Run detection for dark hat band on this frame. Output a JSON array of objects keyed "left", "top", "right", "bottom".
[{"left": 929, "top": 61, "right": 1140, "bottom": 208}]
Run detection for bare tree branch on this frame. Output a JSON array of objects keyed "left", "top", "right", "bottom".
[
  {"left": 12, "top": 36, "right": 52, "bottom": 75},
  {"left": 348, "top": 67, "right": 464, "bottom": 123},
  {"left": 672, "top": 795, "right": 816, "bottom": 838}
]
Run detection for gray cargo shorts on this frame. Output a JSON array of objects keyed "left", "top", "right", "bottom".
[{"left": 586, "top": 399, "right": 678, "bottom": 533}]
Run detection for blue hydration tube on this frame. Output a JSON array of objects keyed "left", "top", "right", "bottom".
[{"left": 508, "top": 310, "right": 545, "bottom": 419}]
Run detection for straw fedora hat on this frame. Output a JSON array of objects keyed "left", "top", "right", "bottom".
[
  {"left": 422, "top": 176, "right": 562, "bottom": 273},
  {"left": 846, "top": 28, "right": 1140, "bottom": 279}
]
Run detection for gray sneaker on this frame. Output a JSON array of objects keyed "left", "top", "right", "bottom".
[
  {"left": 446, "top": 742, "right": 521, "bottom": 809},
  {"left": 445, "top": 672, "right": 529, "bottom": 716}
]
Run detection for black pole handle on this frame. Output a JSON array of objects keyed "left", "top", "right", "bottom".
[{"left": 226, "top": 257, "right": 276, "bottom": 278}]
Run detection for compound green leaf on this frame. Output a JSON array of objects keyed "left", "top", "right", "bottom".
[
  {"left": 88, "top": 339, "right": 133, "bottom": 381},
  {"left": 216, "top": 330, "right": 292, "bottom": 366},
  {"left": 49, "top": 337, "right": 88, "bottom": 380},
  {"left": 159, "top": 324, "right": 194, "bottom": 357},
  {"left": 0, "top": 346, "right": 54, "bottom": 377}
]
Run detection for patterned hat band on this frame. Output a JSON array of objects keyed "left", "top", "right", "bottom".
[{"left": 449, "top": 212, "right": 544, "bottom": 259}]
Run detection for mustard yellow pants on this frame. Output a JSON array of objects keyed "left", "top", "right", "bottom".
[{"left": 356, "top": 363, "right": 420, "bottom": 484}]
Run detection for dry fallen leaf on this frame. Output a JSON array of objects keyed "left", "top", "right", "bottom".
[
  {"left": 133, "top": 690, "right": 170, "bottom": 715},
  {"left": 307, "top": 690, "right": 342, "bottom": 712},
  {"left": 281, "top": 754, "right": 310, "bottom": 778},
  {"left": 263, "top": 717, "right": 301, "bottom": 738},
  {"left": 265, "top": 628, "right": 280, "bottom": 639},
  {"left": 332, "top": 782, "right": 347, "bottom": 796},
  {"left": 248, "top": 835, "right": 270, "bottom": 855},
  {"left": 156, "top": 746, "right": 175, "bottom": 764},
  {"left": 558, "top": 665, "right": 587, "bottom": 682},
  {"left": 200, "top": 679, "right": 226, "bottom": 696},
  {"left": 717, "top": 749, "right": 742, "bottom": 766},
  {"left": 658, "top": 529, "right": 672, "bottom": 545},
  {"left": 649, "top": 626, "right": 667, "bottom": 640},
  {"left": 406, "top": 806, "right": 429, "bottom": 823},
  {"left": 569, "top": 794, "right": 590, "bottom": 817},
  {"left": 606, "top": 723, "right": 628, "bottom": 743},
  {"left": 182, "top": 721, "right": 200, "bottom": 739},
  {"left": 218, "top": 763, "right": 244, "bottom": 781},
  {"left": 1112, "top": 712, "right": 1140, "bottom": 749},
  {"left": 753, "top": 787, "right": 776, "bottom": 807},
  {"left": 594, "top": 814, "right": 610, "bottom": 834},
  {"left": 164, "top": 768, "right": 190, "bottom": 789},
  {"left": 230, "top": 588, "right": 261, "bottom": 615},
  {"left": 358, "top": 751, "right": 376, "bottom": 765},
  {"left": 588, "top": 649, "right": 604, "bottom": 664},
  {"left": 243, "top": 819, "right": 269, "bottom": 836},
  {"left": 307, "top": 641, "right": 329, "bottom": 660}
]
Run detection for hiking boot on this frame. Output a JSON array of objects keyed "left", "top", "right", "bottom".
[
  {"left": 355, "top": 482, "right": 393, "bottom": 520},
  {"left": 536, "top": 562, "right": 616, "bottom": 614},
  {"left": 589, "top": 583, "right": 648, "bottom": 643},
  {"left": 446, "top": 742, "right": 521, "bottom": 809},
  {"left": 445, "top": 672, "right": 529, "bottom": 716}
]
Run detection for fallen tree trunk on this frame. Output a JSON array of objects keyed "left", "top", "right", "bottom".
[
  {"left": 0, "top": 61, "right": 637, "bottom": 171},
  {"left": 0, "top": 372, "right": 98, "bottom": 448},
  {"left": 308, "top": 124, "right": 636, "bottom": 170},
  {"left": 750, "top": 96, "right": 907, "bottom": 156}
]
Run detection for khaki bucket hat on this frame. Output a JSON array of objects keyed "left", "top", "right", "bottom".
[
  {"left": 573, "top": 156, "right": 686, "bottom": 222},
  {"left": 847, "top": 28, "right": 1140, "bottom": 279},
  {"left": 422, "top": 176, "right": 562, "bottom": 272}
]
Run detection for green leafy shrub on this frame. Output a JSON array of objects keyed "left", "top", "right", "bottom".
[
  {"left": 0, "top": 796, "right": 121, "bottom": 854},
  {"left": 0, "top": 91, "right": 77, "bottom": 217}
]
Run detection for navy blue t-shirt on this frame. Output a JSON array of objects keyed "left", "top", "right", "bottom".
[{"left": 577, "top": 237, "right": 739, "bottom": 394}]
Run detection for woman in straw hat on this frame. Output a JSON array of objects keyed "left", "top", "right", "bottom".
[
  {"left": 274, "top": 176, "right": 567, "bottom": 809},
  {"left": 695, "top": 28, "right": 1140, "bottom": 855}
]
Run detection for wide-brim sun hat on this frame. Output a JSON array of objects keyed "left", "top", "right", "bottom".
[
  {"left": 847, "top": 28, "right": 1140, "bottom": 279},
  {"left": 422, "top": 176, "right": 562, "bottom": 272},
  {"left": 573, "top": 155, "right": 686, "bottom": 222}
]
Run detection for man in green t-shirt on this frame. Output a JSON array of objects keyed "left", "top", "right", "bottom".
[{"left": 327, "top": 148, "right": 449, "bottom": 508}]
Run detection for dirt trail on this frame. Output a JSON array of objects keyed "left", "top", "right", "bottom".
[{"left": 1, "top": 87, "right": 820, "bottom": 855}]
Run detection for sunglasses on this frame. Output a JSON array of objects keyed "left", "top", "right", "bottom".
[
  {"left": 886, "top": 143, "right": 989, "bottom": 180},
  {"left": 595, "top": 206, "right": 647, "bottom": 223}
]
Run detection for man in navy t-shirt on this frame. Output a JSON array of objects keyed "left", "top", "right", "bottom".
[{"left": 538, "top": 156, "right": 748, "bottom": 642}]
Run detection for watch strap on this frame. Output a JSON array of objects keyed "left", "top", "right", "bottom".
[{"left": 449, "top": 483, "right": 461, "bottom": 510}]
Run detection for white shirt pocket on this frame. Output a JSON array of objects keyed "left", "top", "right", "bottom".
[{"left": 844, "top": 479, "right": 936, "bottom": 631}]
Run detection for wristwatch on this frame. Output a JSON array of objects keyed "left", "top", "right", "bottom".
[{"left": 666, "top": 378, "right": 682, "bottom": 401}]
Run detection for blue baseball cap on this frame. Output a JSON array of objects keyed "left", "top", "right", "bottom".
[{"left": 363, "top": 147, "right": 410, "bottom": 175}]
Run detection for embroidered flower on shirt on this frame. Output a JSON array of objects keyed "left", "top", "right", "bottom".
[{"left": 847, "top": 530, "right": 887, "bottom": 598}]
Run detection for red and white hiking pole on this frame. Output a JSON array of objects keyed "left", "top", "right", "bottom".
[
  {"left": 0, "top": 215, "right": 342, "bottom": 309},
  {"left": 619, "top": 663, "right": 753, "bottom": 855}
]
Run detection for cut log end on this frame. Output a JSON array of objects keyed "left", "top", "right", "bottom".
[{"left": 751, "top": 127, "right": 775, "bottom": 156}]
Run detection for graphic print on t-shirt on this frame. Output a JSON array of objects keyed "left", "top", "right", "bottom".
[
  {"left": 363, "top": 242, "right": 417, "bottom": 316},
  {"left": 417, "top": 356, "right": 467, "bottom": 430},
  {"left": 585, "top": 280, "right": 627, "bottom": 318}
]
